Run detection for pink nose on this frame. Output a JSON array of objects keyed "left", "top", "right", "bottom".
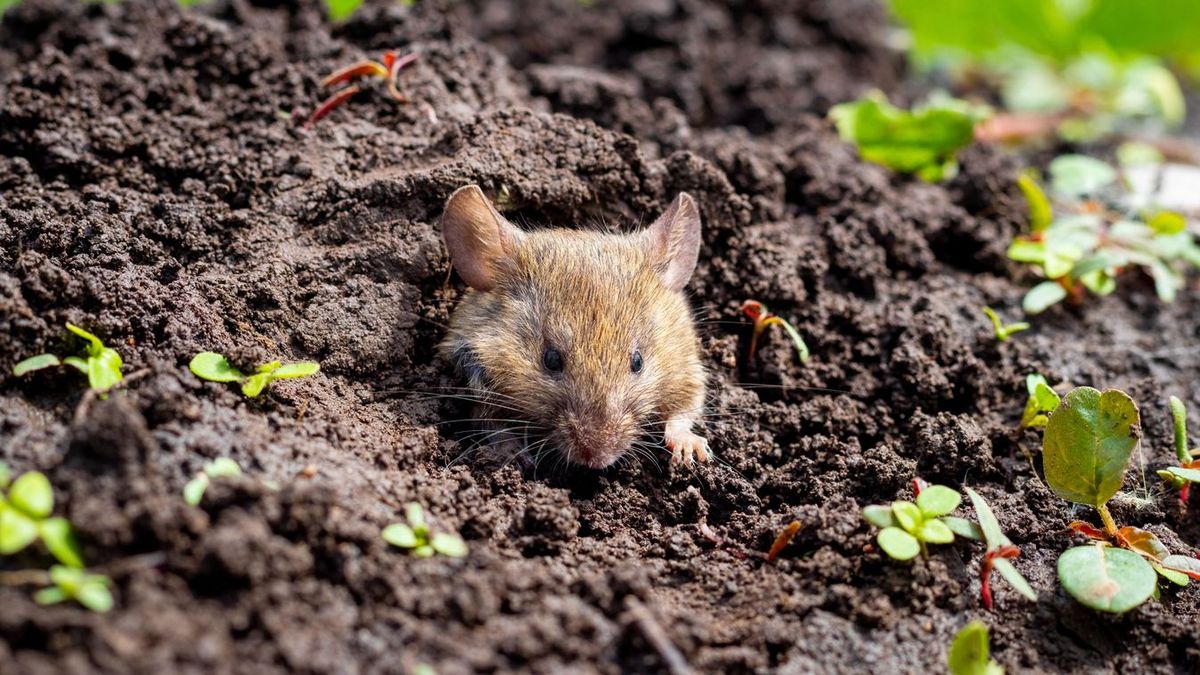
[{"left": 567, "top": 424, "right": 622, "bottom": 468}]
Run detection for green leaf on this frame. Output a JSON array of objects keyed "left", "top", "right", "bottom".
[
  {"left": 1043, "top": 387, "right": 1140, "bottom": 508},
  {"left": 1057, "top": 545, "right": 1156, "bottom": 613},
  {"left": 947, "top": 621, "right": 998, "bottom": 675},
  {"left": 65, "top": 323, "right": 105, "bottom": 355},
  {"left": 891, "top": 501, "right": 922, "bottom": 533},
  {"left": 9, "top": 471, "right": 53, "bottom": 519},
  {"left": 45, "top": 566, "right": 113, "bottom": 612},
  {"left": 1022, "top": 281, "right": 1067, "bottom": 314},
  {"left": 382, "top": 523, "right": 418, "bottom": 548},
  {"left": 1148, "top": 211, "right": 1187, "bottom": 236},
  {"left": 829, "top": 92, "right": 978, "bottom": 181},
  {"left": 942, "top": 516, "right": 984, "bottom": 541},
  {"left": 430, "top": 532, "right": 468, "bottom": 558},
  {"left": 414, "top": 544, "right": 435, "bottom": 558},
  {"left": 87, "top": 348, "right": 124, "bottom": 391},
  {"left": 272, "top": 362, "right": 321, "bottom": 379},
  {"left": 323, "top": 0, "right": 364, "bottom": 21},
  {"left": 877, "top": 527, "right": 920, "bottom": 561},
  {"left": 774, "top": 320, "right": 811, "bottom": 364},
  {"left": 1049, "top": 155, "right": 1117, "bottom": 197},
  {"left": 994, "top": 558, "right": 1039, "bottom": 602},
  {"left": 13, "top": 354, "right": 61, "bottom": 376},
  {"left": 863, "top": 505, "right": 898, "bottom": 529},
  {"left": 1006, "top": 239, "right": 1046, "bottom": 264},
  {"left": 1153, "top": 562, "right": 1190, "bottom": 586},
  {"left": 189, "top": 352, "right": 245, "bottom": 383},
  {"left": 0, "top": 506, "right": 39, "bottom": 554},
  {"left": 62, "top": 356, "right": 89, "bottom": 374},
  {"left": 916, "top": 485, "right": 961, "bottom": 517},
  {"left": 183, "top": 475, "right": 209, "bottom": 506},
  {"left": 919, "top": 518, "right": 955, "bottom": 544},
  {"left": 34, "top": 587, "right": 67, "bottom": 605},
  {"left": 241, "top": 373, "right": 272, "bottom": 398},
  {"left": 964, "top": 487, "right": 1010, "bottom": 550},
  {"left": 405, "top": 502, "right": 427, "bottom": 530},
  {"left": 1017, "top": 171, "right": 1052, "bottom": 233},
  {"left": 39, "top": 518, "right": 84, "bottom": 568},
  {"left": 204, "top": 458, "right": 242, "bottom": 478},
  {"left": 1160, "top": 554, "right": 1200, "bottom": 579},
  {"left": 1116, "top": 142, "right": 1163, "bottom": 167},
  {"left": 75, "top": 580, "right": 114, "bottom": 613},
  {"left": 256, "top": 361, "right": 283, "bottom": 374},
  {"left": 1032, "top": 382, "right": 1061, "bottom": 413},
  {"left": 1160, "top": 466, "right": 1200, "bottom": 484}
]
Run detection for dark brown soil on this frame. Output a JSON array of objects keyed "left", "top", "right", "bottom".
[{"left": 1, "top": 1, "right": 1198, "bottom": 673}]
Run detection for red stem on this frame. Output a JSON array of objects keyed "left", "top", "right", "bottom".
[{"left": 303, "top": 84, "right": 362, "bottom": 130}]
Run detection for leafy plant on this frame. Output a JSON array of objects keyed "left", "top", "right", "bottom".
[
  {"left": 964, "top": 487, "right": 1037, "bottom": 610},
  {"left": 13, "top": 323, "right": 123, "bottom": 392},
  {"left": 189, "top": 352, "right": 320, "bottom": 397},
  {"left": 1156, "top": 396, "right": 1200, "bottom": 504},
  {"left": 34, "top": 566, "right": 113, "bottom": 613},
  {"left": 183, "top": 458, "right": 242, "bottom": 506},
  {"left": 0, "top": 466, "right": 83, "bottom": 568},
  {"left": 982, "top": 307, "right": 1029, "bottom": 342},
  {"left": 382, "top": 503, "right": 468, "bottom": 558},
  {"left": 947, "top": 620, "right": 1004, "bottom": 675},
  {"left": 829, "top": 91, "right": 985, "bottom": 182},
  {"left": 1008, "top": 156, "right": 1200, "bottom": 314},
  {"left": 862, "top": 480, "right": 980, "bottom": 561},
  {"left": 740, "top": 300, "right": 810, "bottom": 364},
  {"left": 1020, "top": 374, "right": 1060, "bottom": 429},
  {"left": 304, "top": 50, "right": 419, "bottom": 130}
]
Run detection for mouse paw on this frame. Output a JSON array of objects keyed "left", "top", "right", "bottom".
[{"left": 665, "top": 422, "right": 709, "bottom": 465}]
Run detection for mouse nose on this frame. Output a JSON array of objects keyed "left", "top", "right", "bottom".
[{"left": 565, "top": 416, "right": 626, "bottom": 468}]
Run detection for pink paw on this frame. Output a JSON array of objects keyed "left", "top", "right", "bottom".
[{"left": 665, "top": 426, "right": 710, "bottom": 465}]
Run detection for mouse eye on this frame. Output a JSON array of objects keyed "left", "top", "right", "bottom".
[
  {"left": 542, "top": 347, "right": 564, "bottom": 373},
  {"left": 630, "top": 350, "right": 644, "bottom": 374}
]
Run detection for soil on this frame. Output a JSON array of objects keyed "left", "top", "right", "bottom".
[{"left": 1, "top": 0, "right": 1199, "bottom": 673}]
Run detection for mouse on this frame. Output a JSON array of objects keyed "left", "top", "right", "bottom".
[{"left": 438, "top": 184, "right": 709, "bottom": 469}]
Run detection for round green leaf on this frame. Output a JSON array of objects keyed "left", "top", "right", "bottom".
[
  {"left": 1022, "top": 281, "right": 1068, "bottom": 314},
  {"left": 1043, "top": 387, "right": 1139, "bottom": 508},
  {"left": 189, "top": 352, "right": 244, "bottom": 383},
  {"left": 87, "top": 349, "right": 124, "bottom": 391},
  {"left": 862, "top": 505, "right": 897, "bottom": 529},
  {"left": 947, "top": 620, "right": 992, "bottom": 675},
  {"left": 430, "top": 532, "right": 468, "bottom": 558},
  {"left": 76, "top": 581, "right": 114, "bottom": 613},
  {"left": 916, "top": 485, "right": 961, "bottom": 517},
  {"left": 183, "top": 476, "right": 209, "bottom": 506},
  {"left": 241, "top": 373, "right": 271, "bottom": 398},
  {"left": 382, "top": 523, "right": 418, "bottom": 548},
  {"left": 272, "top": 362, "right": 320, "bottom": 379},
  {"left": 0, "top": 507, "right": 39, "bottom": 554},
  {"left": 405, "top": 502, "right": 426, "bottom": 530},
  {"left": 942, "top": 516, "right": 983, "bottom": 541},
  {"left": 919, "top": 518, "right": 955, "bottom": 544},
  {"left": 13, "top": 354, "right": 61, "bottom": 377},
  {"left": 1058, "top": 545, "right": 1156, "bottom": 614},
  {"left": 9, "top": 471, "right": 53, "bottom": 519},
  {"left": 1049, "top": 155, "right": 1117, "bottom": 197},
  {"left": 891, "top": 501, "right": 922, "bottom": 533},
  {"left": 34, "top": 587, "right": 67, "bottom": 606},
  {"left": 877, "top": 527, "right": 920, "bottom": 561},
  {"left": 204, "top": 458, "right": 242, "bottom": 478},
  {"left": 414, "top": 544, "right": 435, "bottom": 558},
  {"left": 39, "top": 518, "right": 84, "bottom": 568}
]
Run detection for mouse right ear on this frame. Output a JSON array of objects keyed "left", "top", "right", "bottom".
[{"left": 440, "top": 185, "right": 523, "bottom": 291}]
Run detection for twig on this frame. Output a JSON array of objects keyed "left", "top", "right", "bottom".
[
  {"left": 623, "top": 597, "right": 694, "bottom": 675},
  {"left": 72, "top": 368, "right": 152, "bottom": 427}
]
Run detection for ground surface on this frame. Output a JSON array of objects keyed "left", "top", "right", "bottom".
[{"left": 1, "top": 1, "right": 1199, "bottom": 673}]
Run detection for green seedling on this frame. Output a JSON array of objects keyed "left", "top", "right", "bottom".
[
  {"left": 1020, "top": 374, "right": 1060, "bottom": 429},
  {"left": 0, "top": 466, "right": 83, "bottom": 569},
  {"left": 740, "top": 300, "right": 809, "bottom": 364},
  {"left": 829, "top": 91, "right": 986, "bottom": 182},
  {"left": 1008, "top": 156, "right": 1200, "bottom": 314},
  {"left": 1156, "top": 396, "right": 1200, "bottom": 504},
  {"left": 13, "top": 323, "right": 123, "bottom": 392},
  {"left": 862, "top": 480, "right": 980, "bottom": 561},
  {"left": 947, "top": 620, "right": 1004, "bottom": 675},
  {"left": 189, "top": 352, "right": 320, "bottom": 398},
  {"left": 382, "top": 502, "right": 468, "bottom": 558},
  {"left": 964, "top": 487, "right": 1037, "bottom": 610},
  {"left": 1043, "top": 387, "right": 1200, "bottom": 613},
  {"left": 183, "top": 458, "right": 242, "bottom": 506},
  {"left": 34, "top": 566, "right": 113, "bottom": 613},
  {"left": 304, "top": 50, "right": 419, "bottom": 130},
  {"left": 982, "top": 307, "right": 1029, "bottom": 342}
]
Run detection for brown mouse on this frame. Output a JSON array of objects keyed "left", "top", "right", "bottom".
[{"left": 438, "top": 185, "right": 708, "bottom": 469}]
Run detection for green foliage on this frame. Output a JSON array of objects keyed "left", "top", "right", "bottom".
[
  {"left": 947, "top": 621, "right": 1004, "bottom": 675},
  {"left": 382, "top": 503, "right": 468, "bottom": 558},
  {"left": 1020, "top": 374, "right": 1061, "bottom": 429},
  {"left": 12, "top": 323, "right": 124, "bottom": 392},
  {"left": 324, "top": 0, "right": 363, "bottom": 21},
  {"left": 0, "top": 469, "right": 84, "bottom": 568},
  {"left": 189, "top": 352, "right": 320, "bottom": 398},
  {"left": 1156, "top": 396, "right": 1200, "bottom": 495},
  {"left": 1008, "top": 157, "right": 1200, "bottom": 314},
  {"left": 982, "top": 307, "right": 1030, "bottom": 342},
  {"left": 862, "top": 484, "right": 981, "bottom": 561},
  {"left": 34, "top": 566, "right": 113, "bottom": 613},
  {"left": 828, "top": 92, "right": 984, "bottom": 182},
  {"left": 1057, "top": 544, "right": 1155, "bottom": 613},
  {"left": 183, "top": 458, "right": 242, "bottom": 506},
  {"left": 1043, "top": 387, "right": 1139, "bottom": 509},
  {"left": 964, "top": 488, "right": 1038, "bottom": 604}
]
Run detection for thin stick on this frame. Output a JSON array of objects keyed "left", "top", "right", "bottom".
[
  {"left": 624, "top": 597, "right": 694, "bottom": 675},
  {"left": 72, "top": 368, "right": 152, "bottom": 427}
]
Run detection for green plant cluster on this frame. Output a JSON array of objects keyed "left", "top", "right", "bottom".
[
  {"left": 13, "top": 323, "right": 124, "bottom": 393},
  {"left": 863, "top": 484, "right": 982, "bottom": 560},
  {"left": 382, "top": 503, "right": 468, "bottom": 558},
  {"left": 189, "top": 352, "right": 320, "bottom": 397}
]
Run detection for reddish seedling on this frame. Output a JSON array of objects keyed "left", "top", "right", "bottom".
[
  {"left": 766, "top": 520, "right": 802, "bottom": 563},
  {"left": 740, "top": 300, "right": 810, "bottom": 364},
  {"left": 963, "top": 487, "right": 1036, "bottom": 610},
  {"left": 304, "top": 50, "right": 419, "bottom": 130}
]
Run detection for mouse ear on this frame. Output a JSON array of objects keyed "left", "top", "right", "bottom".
[
  {"left": 645, "top": 192, "right": 702, "bottom": 292},
  {"left": 441, "top": 185, "right": 523, "bottom": 291}
]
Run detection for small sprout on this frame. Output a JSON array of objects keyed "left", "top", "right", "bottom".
[
  {"left": 189, "top": 352, "right": 320, "bottom": 398},
  {"left": 947, "top": 621, "right": 1004, "bottom": 675},
  {"left": 304, "top": 50, "right": 419, "bottom": 130},
  {"left": 765, "top": 520, "right": 801, "bottom": 563},
  {"left": 323, "top": 0, "right": 364, "bottom": 21},
  {"left": 1019, "top": 374, "right": 1060, "bottom": 429},
  {"left": 964, "top": 488, "right": 1037, "bottom": 610},
  {"left": 0, "top": 470, "right": 84, "bottom": 568},
  {"left": 1156, "top": 396, "right": 1200, "bottom": 504},
  {"left": 183, "top": 458, "right": 243, "bottom": 506},
  {"left": 981, "top": 307, "right": 1029, "bottom": 342},
  {"left": 12, "top": 323, "right": 124, "bottom": 393},
  {"left": 382, "top": 502, "right": 468, "bottom": 558},
  {"left": 34, "top": 566, "right": 113, "bottom": 613},
  {"left": 829, "top": 91, "right": 986, "bottom": 182},
  {"left": 862, "top": 482, "right": 980, "bottom": 561},
  {"left": 740, "top": 300, "right": 809, "bottom": 364}
]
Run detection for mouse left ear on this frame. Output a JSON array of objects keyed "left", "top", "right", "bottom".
[
  {"left": 441, "top": 185, "right": 523, "bottom": 291},
  {"left": 644, "top": 192, "right": 702, "bottom": 292}
]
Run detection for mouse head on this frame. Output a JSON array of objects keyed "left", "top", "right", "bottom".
[{"left": 441, "top": 185, "right": 703, "bottom": 469}]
